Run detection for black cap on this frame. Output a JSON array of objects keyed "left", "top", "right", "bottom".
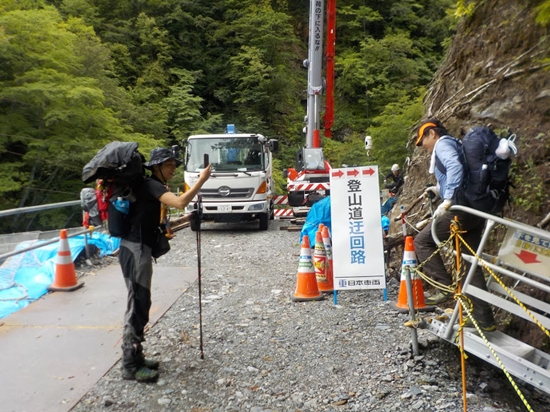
[{"left": 144, "top": 148, "right": 182, "bottom": 169}]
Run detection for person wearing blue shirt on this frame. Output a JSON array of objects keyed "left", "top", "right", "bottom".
[{"left": 413, "top": 119, "right": 495, "bottom": 331}]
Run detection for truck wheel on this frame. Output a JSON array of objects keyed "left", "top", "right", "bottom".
[
  {"left": 259, "top": 213, "right": 269, "bottom": 230},
  {"left": 190, "top": 219, "right": 199, "bottom": 232},
  {"left": 269, "top": 201, "right": 275, "bottom": 220}
]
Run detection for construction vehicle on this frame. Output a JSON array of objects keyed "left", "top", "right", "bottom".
[
  {"left": 183, "top": 124, "right": 279, "bottom": 230},
  {"left": 284, "top": 0, "right": 336, "bottom": 217}
]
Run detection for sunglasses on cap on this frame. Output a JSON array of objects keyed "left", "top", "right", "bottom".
[{"left": 415, "top": 122, "right": 436, "bottom": 146}]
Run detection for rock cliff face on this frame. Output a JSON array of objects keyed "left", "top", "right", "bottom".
[
  {"left": 396, "top": 0, "right": 550, "bottom": 350},
  {"left": 401, "top": 0, "right": 550, "bottom": 227}
]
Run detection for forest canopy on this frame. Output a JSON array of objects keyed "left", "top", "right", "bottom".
[{"left": 0, "top": 0, "right": 455, "bottom": 232}]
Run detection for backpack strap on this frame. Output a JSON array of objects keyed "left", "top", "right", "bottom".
[{"left": 434, "top": 136, "right": 463, "bottom": 174}]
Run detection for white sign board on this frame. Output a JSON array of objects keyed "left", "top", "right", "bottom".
[
  {"left": 330, "top": 166, "right": 386, "bottom": 290},
  {"left": 498, "top": 228, "right": 550, "bottom": 279}
]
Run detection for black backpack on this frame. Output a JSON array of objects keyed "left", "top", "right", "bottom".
[
  {"left": 435, "top": 127, "right": 513, "bottom": 215},
  {"left": 82, "top": 141, "right": 146, "bottom": 237}
]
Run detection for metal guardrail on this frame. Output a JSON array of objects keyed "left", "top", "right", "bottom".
[
  {"left": 427, "top": 205, "right": 550, "bottom": 395},
  {"left": 0, "top": 200, "right": 81, "bottom": 218},
  {"left": 0, "top": 227, "right": 94, "bottom": 261},
  {"left": 0, "top": 200, "right": 91, "bottom": 261}
]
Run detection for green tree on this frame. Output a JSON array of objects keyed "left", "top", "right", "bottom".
[{"left": 0, "top": 6, "right": 155, "bottom": 230}]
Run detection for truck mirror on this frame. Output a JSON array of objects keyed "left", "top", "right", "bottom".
[
  {"left": 283, "top": 169, "right": 288, "bottom": 179},
  {"left": 268, "top": 139, "right": 279, "bottom": 153}
]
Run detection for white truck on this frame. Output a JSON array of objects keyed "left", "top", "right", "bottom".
[{"left": 183, "top": 125, "right": 279, "bottom": 230}]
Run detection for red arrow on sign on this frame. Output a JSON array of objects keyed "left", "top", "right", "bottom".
[
  {"left": 331, "top": 170, "right": 344, "bottom": 178},
  {"left": 346, "top": 169, "right": 359, "bottom": 177},
  {"left": 515, "top": 250, "right": 541, "bottom": 264},
  {"left": 362, "top": 168, "right": 375, "bottom": 176}
]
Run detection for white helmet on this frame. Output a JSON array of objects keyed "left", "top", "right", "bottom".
[{"left": 391, "top": 164, "right": 399, "bottom": 171}]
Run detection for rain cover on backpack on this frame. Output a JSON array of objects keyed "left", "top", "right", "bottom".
[{"left": 82, "top": 141, "right": 146, "bottom": 237}]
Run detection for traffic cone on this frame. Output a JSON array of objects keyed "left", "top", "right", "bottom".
[
  {"left": 392, "top": 236, "right": 434, "bottom": 312},
  {"left": 314, "top": 227, "right": 333, "bottom": 293},
  {"left": 321, "top": 226, "right": 334, "bottom": 292},
  {"left": 48, "top": 229, "right": 84, "bottom": 292},
  {"left": 292, "top": 235, "right": 323, "bottom": 302}
]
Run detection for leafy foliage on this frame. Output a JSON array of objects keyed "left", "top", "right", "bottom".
[{"left": 0, "top": 0, "right": 457, "bottom": 232}]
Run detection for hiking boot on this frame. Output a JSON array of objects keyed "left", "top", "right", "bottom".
[
  {"left": 462, "top": 317, "right": 497, "bottom": 332},
  {"left": 142, "top": 358, "right": 160, "bottom": 370},
  {"left": 425, "top": 291, "right": 453, "bottom": 305},
  {"left": 122, "top": 366, "right": 159, "bottom": 383}
]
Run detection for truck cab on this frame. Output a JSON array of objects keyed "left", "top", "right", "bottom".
[{"left": 183, "top": 127, "right": 278, "bottom": 230}]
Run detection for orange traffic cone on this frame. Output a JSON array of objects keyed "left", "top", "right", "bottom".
[
  {"left": 392, "top": 236, "right": 434, "bottom": 312},
  {"left": 321, "top": 226, "right": 334, "bottom": 292},
  {"left": 48, "top": 229, "right": 84, "bottom": 292},
  {"left": 315, "top": 228, "right": 333, "bottom": 293},
  {"left": 292, "top": 235, "right": 323, "bottom": 302}
]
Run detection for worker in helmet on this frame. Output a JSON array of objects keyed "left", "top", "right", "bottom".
[{"left": 384, "top": 164, "right": 404, "bottom": 195}]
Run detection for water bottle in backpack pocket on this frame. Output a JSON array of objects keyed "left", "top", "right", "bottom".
[{"left": 108, "top": 197, "right": 131, "bottom": 238}]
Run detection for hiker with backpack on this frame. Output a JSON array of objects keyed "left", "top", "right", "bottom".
[
  {"left": 413, "top": 119, "right": 496, "bottom": 332},
  {"left": 119, "top": 147, "right": 211, "bottom": 383}
]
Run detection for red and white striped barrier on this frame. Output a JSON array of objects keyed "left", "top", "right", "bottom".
[
  {"left": 273, "top": 195, "right": 288, "bottom": 205},
  {"left": 275, "top": 209, "right": 293, "bottom": 218},
  {"left": 287, "top": 183, "right": 330, "bottom": 191}
]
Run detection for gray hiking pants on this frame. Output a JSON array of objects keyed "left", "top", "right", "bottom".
[
  {"left": 119, "top": 239, "right": 153, "bottom": 371},
  {"left": 414, "top": 209, "right": 495, "bottom": 325}
]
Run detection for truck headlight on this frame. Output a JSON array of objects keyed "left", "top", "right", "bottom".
[{"left": 249, "top": 203, "right": 265, "bottom": 211}]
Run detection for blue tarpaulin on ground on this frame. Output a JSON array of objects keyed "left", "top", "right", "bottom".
[
  {"left": 299, "top": 196, "right": 392, "bottom": 244},
  {"left": 0, "top": 232, "right": 120, "bottom": 319},
  {"left": 300, "top": 196, "right": 332, "bottom": 245}
]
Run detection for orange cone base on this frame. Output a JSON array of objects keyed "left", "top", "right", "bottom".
[
  {"left": 292, "top": 273, "right": 324, "bottom": 302},
  {"left": 48, "top": 281, "right": 85, "bottom": 292},
  {"left": 317, "top": 278, "right": 334, "bottom": 293},
  {"left": 292, "top": 293, "right": 324, "bottom": 302},
  {"left": 392, "top": 279, "right": 435, "bottom": 313},
  {"left": 317, "top": 285, "right": 334, "bottom": 294}
]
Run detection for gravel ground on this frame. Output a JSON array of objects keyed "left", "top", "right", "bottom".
[{"left": 71, "top": 219, "right": 550, "bottom": 412}]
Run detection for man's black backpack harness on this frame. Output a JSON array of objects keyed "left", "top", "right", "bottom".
[{"left": 435, "top": 126, "right": 513, "bottom": 215}]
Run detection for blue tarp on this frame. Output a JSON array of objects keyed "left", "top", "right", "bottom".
[
  {"left": 300, "top": 196, "right": 332, "bottom": 245},
  {"left": 0, "top": 232, "right": 120, "bottom": 319},
  {"left": 299, "top": 196, "right": 391, "bottom": 244}
]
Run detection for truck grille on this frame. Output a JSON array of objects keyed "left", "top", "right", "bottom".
[{"left": 200, "top": 188, "right": 255, "bottom": 199}]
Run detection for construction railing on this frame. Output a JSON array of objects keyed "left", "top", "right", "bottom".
[{"left": 425, "top": 205, "right": 550, "bottom": 397}]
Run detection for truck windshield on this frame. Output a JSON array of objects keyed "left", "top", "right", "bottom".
[
  {"left": 186, "top": 137, "right": 265, "bottom": 172},
  {"left": 303, "top": 148, "right": 325, "bottom": 170}
]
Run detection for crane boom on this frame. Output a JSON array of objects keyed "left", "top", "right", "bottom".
[
  {"left": 284, "top": 0, "right": 334, "bottom": 217},
  {"left": 305, "top": 0, "right": 325, "bottom": 148}
]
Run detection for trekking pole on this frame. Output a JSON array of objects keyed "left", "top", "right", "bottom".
[
  {"left": 194, "top": 195, "right": 205, "bottom": 360},
  {"left": 195, "top": 153, "right": 209, "bottom": 360}
]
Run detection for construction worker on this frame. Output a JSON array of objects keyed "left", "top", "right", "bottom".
[
  {"left": 413, "top": 119, "right": 495, "bottom": 331},
  {"left": 384, "top": 164, "right": 404, "bottom": 195}
]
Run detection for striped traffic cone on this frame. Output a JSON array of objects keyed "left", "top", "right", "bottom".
[
  {"left": 321, "top": 226, "right": 334, "bottom": 292},
  {"left": 392, "top": 236, "right": 434, "bottom": 312},
  {"left": 48, "top": 229, "right": 84, "bottom": 292},
  {"left": 315, "top": 227, "right": 333, "bottom": 293},
  {"left": 292, "top": 235, "right": 323, "bottom": 302}
]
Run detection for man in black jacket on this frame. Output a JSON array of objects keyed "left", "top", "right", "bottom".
[
  {"left": 119, "top": 148, "right": 211, "bottom": 383},
  {"left": 384, "top": 164, "right": 404, "bottom": 194}
]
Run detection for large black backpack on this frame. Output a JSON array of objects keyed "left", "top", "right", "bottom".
[
  {"left": 82, "top": 141, "right": 146, "bottom": 237},
  {"left": 435, "top": 127, "right": 513, "bottom": 215}
]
